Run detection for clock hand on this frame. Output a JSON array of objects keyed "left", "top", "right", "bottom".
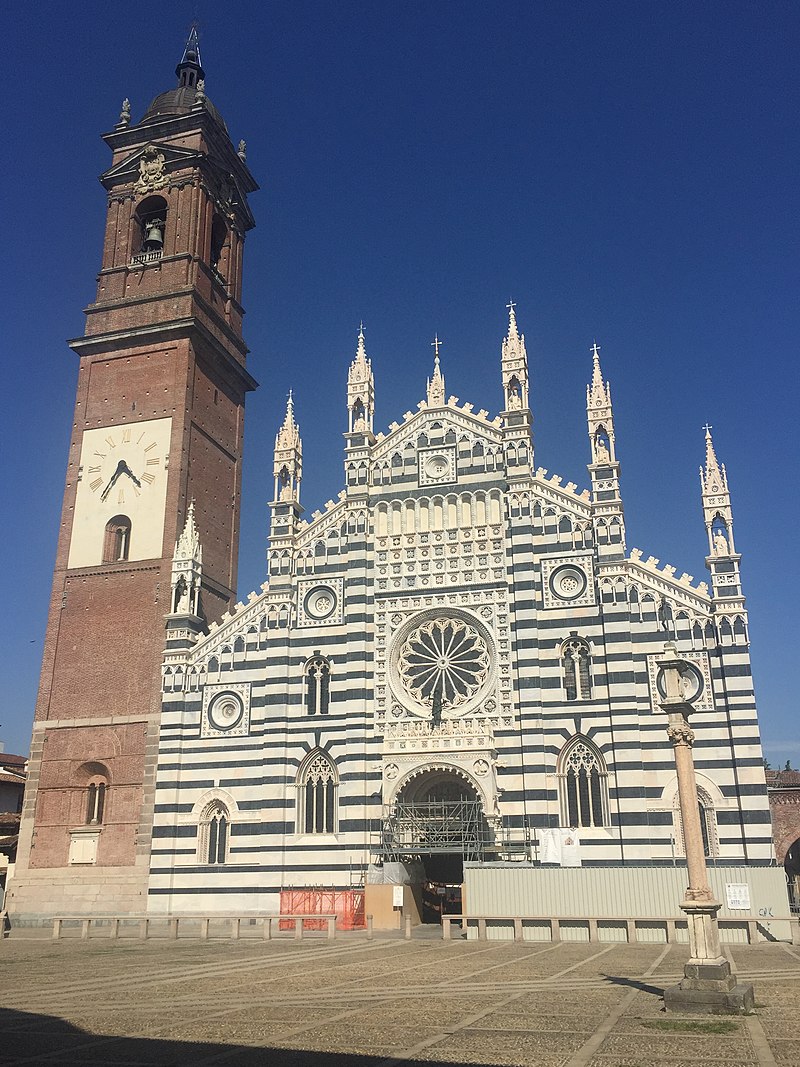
[
  {"left": 118, "top": 460, "right": 142, "bottom": 488},
  {"left": 100, "top": 460, "right": 126, "bottom": 502}
]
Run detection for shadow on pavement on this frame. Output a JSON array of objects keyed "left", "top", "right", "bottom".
[
  {"left": 0, "top": 1006, "right": 497, "bottom": 1066},
  {"left": 602, "top": 973, "right": 666, "bottom": 997}
]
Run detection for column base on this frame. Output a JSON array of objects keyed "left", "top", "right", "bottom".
[{"left": 664, "top": 961, "right": 754, "bottom": 1014}]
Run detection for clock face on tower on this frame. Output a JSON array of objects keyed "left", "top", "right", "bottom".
[{"left": 69, "top": 417, "right": 172, "bottom": 568}]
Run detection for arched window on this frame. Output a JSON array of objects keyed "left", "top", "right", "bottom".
[
  {"left": 558, "top": 737, "right": 608, "bottom": 828},
  {"left": 132, "top": 195, "right": 168, "bottom": 263},
  {"left": 210, "top": 213, "right": 227, "bottom": 277},
  {"left": 198, "top": 801, "right": 230, "bottom": 865},
  {"left": 103, "top": 515, "right": 131, "bottom": 563},
  {"left": 561, "top": 636, "right": 592, "bottom": 701},
  {"left": 673, "top": 786, "right": 718, "bottom": 858},
  {"left": 298, "top": 751, "right": 337, "bottom": 834},
  {"left": 305, "top": 656, "right": 331, "bottom": 715},
  {"left": 85, "top": 781, "right": 106, "bottom": 825}
]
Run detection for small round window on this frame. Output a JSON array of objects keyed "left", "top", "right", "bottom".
[
  {"left": 550, "top": 564, "right": 587, "bottom": 602},
  {"left": 208, "top": 693, "right": 244, "bottom": 731},
  {"left": 423, "top": 454, "right": 452, "bottom": 481},
  {"left": 304, "top": 585, "right": 337, "bottom": 621}
]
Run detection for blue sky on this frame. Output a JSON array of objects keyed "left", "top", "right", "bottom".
[{"left": 2, "top": 1, "right": 798, "bottom": 760}]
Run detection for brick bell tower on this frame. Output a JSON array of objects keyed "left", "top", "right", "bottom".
[{"left": 9, "top": 30, "right": 258, "bottom": 925}]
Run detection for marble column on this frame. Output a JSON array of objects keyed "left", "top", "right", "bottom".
[{"left": 657, "top": 642, "right": 754, "bottom": 1014}]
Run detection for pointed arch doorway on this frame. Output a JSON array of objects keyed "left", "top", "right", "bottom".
[{"left": 381, "top": 768, "right": 492, "bottom": 919}]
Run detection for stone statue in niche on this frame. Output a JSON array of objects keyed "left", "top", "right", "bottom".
[
  {"left": 174, "top": 577, "right": 190, "bottom": 614},
  {"left": 594, "top": 436, "right": 610, "bottom": 463},
  {"left": 713, "top": 528, "right": 729, "bottom": 555},
  {"left": 506, "top": 382, "right": 521, "bottom": 409},
  {"left": 352, "top": 400, "right": 366, "bottom": 431}
]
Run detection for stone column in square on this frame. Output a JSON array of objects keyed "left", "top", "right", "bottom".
[{"left": 657, "top": 642, "right": 754, "bottom": 1014}]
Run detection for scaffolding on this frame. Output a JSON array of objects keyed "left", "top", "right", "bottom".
[{"left": 372, "top": 801, "right": 534, "bottom": 864}]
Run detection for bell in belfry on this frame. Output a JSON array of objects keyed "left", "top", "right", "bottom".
[{"left": 144, "top": 219, "right": 164, "bottom": 251}]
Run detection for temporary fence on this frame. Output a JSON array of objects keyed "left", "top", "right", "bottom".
[{"left": 279, "top": 888, "right": 365, "bottom": 931}]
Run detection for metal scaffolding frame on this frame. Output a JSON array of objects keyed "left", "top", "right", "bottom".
[{"left": 373, "top": 800, "right": 532, "bottom": 864}]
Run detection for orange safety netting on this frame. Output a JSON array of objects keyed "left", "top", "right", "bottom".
[{"left": 279, "top": 888, "right": 366, "bottom": 931}]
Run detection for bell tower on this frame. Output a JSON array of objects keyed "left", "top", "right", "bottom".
[{"left": 9, "top": 32, "right": 258, "bottom": 925}]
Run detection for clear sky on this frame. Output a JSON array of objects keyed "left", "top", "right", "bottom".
[{"left": 1, "top": 1, "right": 798, "bottom": 761}]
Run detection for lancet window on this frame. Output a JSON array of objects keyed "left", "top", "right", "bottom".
[
  {"left": 305, "top": 656, "right": 331, "bottom": 715},
  {"left": 558, "top": 737, "right": 608, "bottom": 828},
  {"left": 299, "top": 751, "right": 337, "bottom": 835},
  {"left": 562, "top": 637, "right": 592, "bottom": 701},
  {"left": 198, "top": 801, "right": 230, "bottom": 865}
]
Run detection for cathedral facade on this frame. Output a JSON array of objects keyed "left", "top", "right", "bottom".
[
  {"left": 9, "top": 36, "right": 773, "bottom": 926},
  {"left": 149, "top": 315, "right": 771, "bottom": 914}
]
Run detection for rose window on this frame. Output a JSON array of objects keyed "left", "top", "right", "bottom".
[{"left": 397, "top": 617, "right": 490, "bottom": 709}]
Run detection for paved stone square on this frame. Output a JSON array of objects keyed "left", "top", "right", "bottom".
[{"left": 1, "top": 932, "right": 798, "bottom": 1065}]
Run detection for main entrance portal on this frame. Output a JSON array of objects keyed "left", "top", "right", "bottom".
[{"left": 377, "top": 770, "right": 492, "bottom": 882}]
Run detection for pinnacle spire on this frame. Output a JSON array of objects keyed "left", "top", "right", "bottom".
[
  {"left": 347, "top": 324, "right": 375, "bottom": 435},
  {"left": 506, "top": 300, "right": 519, "bottom": 339},
  {"left": 273, "top": 391, "right": 302, "bottom": 503},
  {"left": 175, "top": 499, "right": 201, "bottom": 562},
  {"left": 353, "top": 322, "right": 369, "bottom": 370},
  {"left": 279, "top": 389, "right": 297, "bottom": 435},
  {"left": 591, "top": 340, "right": 603, "bottom": 386},
  {"left": 427, "top": 335, "right": 445, "bottom": 405},
  {"left": 176, "top": 23, "right": 205, "bottom": 88},
  {"left": 700, "top": 423, "right": 727, "bottom": 494},
  {"left": 586, "top": 340, "right": 612, "bottom": 412}
]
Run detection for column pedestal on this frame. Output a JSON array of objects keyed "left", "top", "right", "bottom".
[{"left": 663, "top": 901, "right": 754, "bottom": 1014}]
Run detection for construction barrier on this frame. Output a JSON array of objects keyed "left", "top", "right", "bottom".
[{"left": 279, "top": 888, "right": 365, "bottom": 931}]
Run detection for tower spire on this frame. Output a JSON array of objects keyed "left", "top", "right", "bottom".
[
  {"left": 586, "top": 341, "right": 625, "bottom": 559},
  {"left": 176, "top": 23, "right": 205, "bottom": 88},
  {"left": 586, "top": 341, "right": 615, "bottom": 463},
  {"left": 507, "top": 299, "right": 519, "bottom": 340},
  {"left": 700, "top": 425, "right": 736, "bottom": 555},
  {"left": 427, "top": 335, "right": 446, "bottom": 406},
  {"left": 699, "top": 426, "right": 744, "bottom": 610},
  {"left": 170, "top": 499, "right": 203, "bottom": 619},
  {"left": 346, "top": 323, "right": 375, "bottom": 436},
  {"left": 273, "top": 391, "right": 302, "bottom": 504},
  {"left": 501, "top": 301, "right": 529, "bottom": 414},
  {"left": 700, "top": 423, "right": 727, "bottom": 496}
]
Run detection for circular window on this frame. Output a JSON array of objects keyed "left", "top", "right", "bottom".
[
  {"left": 395, "top": 615, "right": 492, "bottom": 711},
  {"left": 208, "top": 692, "right": 244, "bottom": 731},
  {"left": 655, "top": 661, "right": 704, "bottom": 704},
  {"left": 424, "top": 454, "right": 451, "bottom": 481},
  {"left": 550, "top": 564, "right": 587, "bottom": 602},
  {"left": 304, "top": 585, "right": 337, "bottom": 621}
]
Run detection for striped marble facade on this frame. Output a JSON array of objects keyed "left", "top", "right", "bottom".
[{"left": 147, "top": 312, "right": 771, "bottom": 914}]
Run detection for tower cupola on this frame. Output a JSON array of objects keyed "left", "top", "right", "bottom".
[{"left": 176, "top": 25, "right": 205, "bottom": 88}]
